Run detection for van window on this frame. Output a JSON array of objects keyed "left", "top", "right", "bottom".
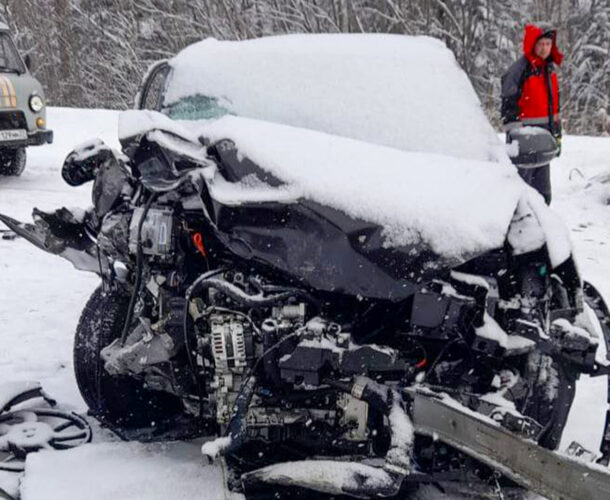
[{"left": 0, "top": 33, "right": 25, "bottom": 74}]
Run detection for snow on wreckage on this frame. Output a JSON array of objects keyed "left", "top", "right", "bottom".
[
  {"left": 121, "top": 109, "right": 569, "bottom": 267},
  {"left": 135, "top": 33, "right": 572, "bottom": 265},
  {"left": 3, "top": 33, "right": 610, "bottom": 500}
]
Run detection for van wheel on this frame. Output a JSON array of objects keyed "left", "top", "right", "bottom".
[
  {"left": 0, "top": 148, "right": 26, "bottom": 176},
  {"left": 74, "top": 286, "right": 182, "bottom": 429}
]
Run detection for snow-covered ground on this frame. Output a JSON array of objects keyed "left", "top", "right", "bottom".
[
  {"left": 552, "top": 135, "right": 610, "bottom": 454},
  {"left": 0, "top": 108, "right": 609, "bottom": 499},
  {"left": 0, "top": 108, "right": 241, "bottom": 500},
  {"left": 0, "top": 108, "right": 118, "bottom": 411}
]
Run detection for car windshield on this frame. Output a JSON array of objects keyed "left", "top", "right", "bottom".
[
  {"left": 164, "top": 94, "right": 231, "bottom": 121},
  {"left": 162, "top": 35, "right": 506, "bottom": 163},
  {"left": 0, "top": 33, "right": 25, "bottom": 73}
]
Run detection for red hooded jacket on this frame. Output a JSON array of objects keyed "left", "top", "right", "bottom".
[{"left": 501, "top": 24, "right": 563, "bottom": 130}]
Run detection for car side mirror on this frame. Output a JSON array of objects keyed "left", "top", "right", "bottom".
[
  {"left": 507, "top": 126, "right": 559, "bottom": 169},
  {"left": 136, "top": 60, "right": 169, "bottom": 110},
  {"left": 24, "top": 55, "right": 32, "bottom": 71}
]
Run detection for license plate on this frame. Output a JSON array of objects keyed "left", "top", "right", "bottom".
[{"left": 0, "top": 129, "right": 27, "bottom": 142}]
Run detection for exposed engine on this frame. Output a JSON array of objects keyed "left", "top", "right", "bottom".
[{"left": 4, "top": 130, "right": 610, "bottom": 500}]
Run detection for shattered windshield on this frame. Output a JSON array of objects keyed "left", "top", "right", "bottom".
[
  {"left": 0, "top": 33, "right": 25, "bottom": 73},
  {"left": 164, "top": 94, "right": 231, "bottom": 121}
]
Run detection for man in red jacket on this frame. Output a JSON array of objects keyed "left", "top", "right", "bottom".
[{"left": 501, "top": 24, "right": 563, "bottom": 204}]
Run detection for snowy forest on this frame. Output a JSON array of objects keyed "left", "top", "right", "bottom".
[{"left": 1, "top": 0, "right": 609, "bottom": 135}]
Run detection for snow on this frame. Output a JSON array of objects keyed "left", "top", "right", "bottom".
[
  {"left": 206, "top": 170, "right": 299, "bottom": 205},
  {"left": 577, "top": 304, "right": 603, "bottom": 347},
  {"left": 506, "top": 140, "right": 520, "bottom": 157},
  {"left": 119, "top": 109, "right": 199, "bottom": 144},
  {"left": 69, "top": 138, "right": 113, "bottom": 163},
  {"left": 243, "top": 459, "right": 391, "bottom": 496},
  {"left": 475, "top": 312, "right": 536, "bottom": 355},
  {"left": 388, "top": 401, "right": 414, "bottom": 448},
  {"left": 298, "top": 335, "right": 346, "bottom": 355},
  {"left": 21, "top": 441, "right": 243, "bottom": 500},
  {"left": 507, "top": 195, "right": 548, "bottom": 256},
  {"left": 475, "top": 314, "right": 508, "bottom": 348},
  {"left": 119, "top": 105, "right": 575, "bottom": 266},
  {"left": 2, "top": 421, "right": 54, "bottom": 451},
  {"left": 506, "top": 335, "right": 537, "bottom": 353},
  {"left": 1, "top": 109, "right": 610, "bottom": 498},
  {"left": 0, "top": 381, "right": 43, "bottom": 412},
  {"left": 549, "top": 135, "right": 610, "bottom": 454},
  {"left": 0, "top": 471, "right": 19, "bottom": 499},
  {"left": 506, "top": 189, "right": 573, "bottom": 268},
  {"left": 552, "top": 318, "right": 598, "bottom": 349},
  {"left": 520, "top": 126, "right": 552, "bottom": 136},
  {"left": 118, "top": 109, "right": 532, "bottom": 262},
  {"left": 165, "top": 34, "right": 506, "bottom": 163},
  {"left": 525, "top": 191, "right": 574, "bottom": 267},
  {"left": 386, "top": 395, "right": 414, "bottom": 471},
  {"left": 197, "top": 114, "right": 525, "bottom": 262},
  {"left": 480, "top": 391, "right": 517, "bottom": 411},
  {"left": 450, "top": 271, "right": 490, "bottom": 289},
  {"left": 0, "top": 108, "right": 119, "bottom": 412},
  {"left": 200, "top": 436, "right": 232, "bottom": 461}
]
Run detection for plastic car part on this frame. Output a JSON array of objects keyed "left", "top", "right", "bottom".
[
  {"left": 408, "top": 387, "right": 610, "bottom": 500},
  {"left": 0, "top": 382, "right": 92, "bottom": 473},
  {"left": 507, "top": 126, "right": 559, "bottom": 169}
]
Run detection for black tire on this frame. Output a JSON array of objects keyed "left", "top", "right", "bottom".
[
  {"left": 74, "top": 285, "right": 182, "bottom": 428},
  {"left": 0, "top": 148, "right": 26, "bottom": 176},
  {"left": 518, "top": 351, "right": 576, "bottom": 450},
  {"left": 510, "top": 267, "right": 577, "bottom": 450}
]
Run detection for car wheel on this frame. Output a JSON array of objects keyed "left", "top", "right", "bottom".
[
  {"left": 0, "top": 147, "right": 26, "bottom": 176},
  {"left": 518, "top": 350, "right": 576, "bottom": 450},
  {"left": 74, "top": 285, "right": 182, "bottom": 429}
]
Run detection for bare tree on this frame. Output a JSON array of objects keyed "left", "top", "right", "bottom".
[{"left": 0, "top": 0, "right": 607, "bottom": 134}]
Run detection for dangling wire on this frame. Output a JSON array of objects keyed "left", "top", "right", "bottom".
[
  {"left": 182, "top": 268, "right": 227, "bottom": 420},
  {"left": 493, "top": 471, "right": 505, "bottom": 500},
  {"left": 119, "top": 192, "right": 156, "bottom": 346}
]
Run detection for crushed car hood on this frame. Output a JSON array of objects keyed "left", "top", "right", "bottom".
[{"left": 120, "top": 110, "right": 573, "bottom": 270}]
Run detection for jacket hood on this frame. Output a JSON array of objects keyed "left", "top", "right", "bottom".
[{"left": 523, "top": 24, "right": 563, "bottom": 66}]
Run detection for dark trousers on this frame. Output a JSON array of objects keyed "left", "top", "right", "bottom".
[{"left": 517, "top": 164, "right": 551, "bottom": 205}]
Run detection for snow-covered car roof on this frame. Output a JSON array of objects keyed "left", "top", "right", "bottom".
[{"left": 164, "top": 34, "right": 506, "bottom": 163}]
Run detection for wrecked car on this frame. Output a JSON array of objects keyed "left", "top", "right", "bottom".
[{"left": 3, "top": 34, "right": 610, "bottom": 499}]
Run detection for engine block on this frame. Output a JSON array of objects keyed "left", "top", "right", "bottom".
[{"left": 208, "top": 313, "right": 254, "bottom": 424}]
